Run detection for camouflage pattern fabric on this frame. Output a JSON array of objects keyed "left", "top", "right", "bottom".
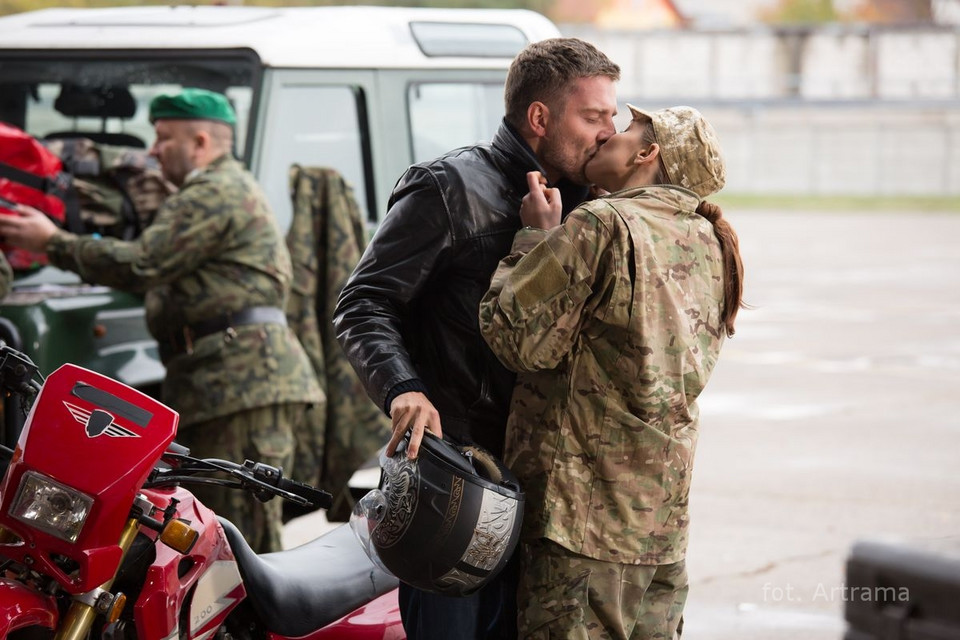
[
  {"left": 518, "top": 538, "right": 686, "bottom": 639},
  {"left": 44, "top": 137, "right": 175, "bottom": 237},
  {"left": 176, "top": 402, "right": 309, "bottom": 554},
  {"left": 0, "top": 252, "right": 11, "bottom": 298},
  {"left": 285, "top": 165, "right": 390, "bottom": 521},
  {"left": 46, "top": 154, "right": 323, "bottom": 426},
  {"left": 479, "top": 185, "right": 726, "bottom": 566},
  {"left": 625, "top": 105, "right": 725, "bottom": 199}
]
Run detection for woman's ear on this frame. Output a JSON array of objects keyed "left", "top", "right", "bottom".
[{"left": 634, "top": 143, "right": 660, "bottom": 166}]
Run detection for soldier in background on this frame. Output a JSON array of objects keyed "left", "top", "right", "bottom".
[
  {"left": 480, "top": 106, "right": 745, "bottom": 638},
  {"left": 0, "top": 88, "right": 322, "bottom": 553}
]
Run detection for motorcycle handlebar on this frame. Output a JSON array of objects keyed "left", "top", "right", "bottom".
[
  {"left": 0, "top": 345, "right": 43, "bottom": 398},
  {"left": 149, "top": 453, "right": 333, "bottom": 511},
  {"left": 242, "top": 459, "right": 333, "bottom": 509}
]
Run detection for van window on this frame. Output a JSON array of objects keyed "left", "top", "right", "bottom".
[
  {"left": 256, "top": 84, "right": 371, "bottom": 230},
  {"left": 0, "top": 55, "right": 257, "bottom": 157},
  {"left": 20, "top": 83, "right": 253, "bottom": 157},
  {"left": 410, "top": 21, "right": 528, "bottom": 58},
  {"left": 408, "top": 82, "right": 504, "bottom": 163}
]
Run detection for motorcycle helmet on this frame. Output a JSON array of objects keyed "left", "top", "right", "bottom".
[{"left": 350, "top": 431, "right": 523, "bottom": 596}]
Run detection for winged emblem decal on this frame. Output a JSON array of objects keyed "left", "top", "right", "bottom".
[{"left": 63, "top": 401, "right": 140, "bottom": 438}]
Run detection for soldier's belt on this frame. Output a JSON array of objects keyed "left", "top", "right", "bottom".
[{"left": 171, "top": 306, "right": 288, "bottom": 356}]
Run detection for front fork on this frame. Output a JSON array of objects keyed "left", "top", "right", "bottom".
[{"left": 53, "top": 517, "right": 140, "bottom": 640}]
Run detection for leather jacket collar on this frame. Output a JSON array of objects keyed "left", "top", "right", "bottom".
[{"left": 492, "top": 120, "right": 591, "bottom": 218}]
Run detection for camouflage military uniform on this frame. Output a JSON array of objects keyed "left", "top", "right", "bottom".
[
  {"left": 0, "top": 251, "right": 11, "bottom": 298},
  {"left": 479, "top": 185, "right": 726, "bottom": 638},
  {"left": 518, "top": 538, "right": 686, "bottom": 639},
  {"left": 46, "top": 154, "right": 323, "bottom": 552},
  {"left": 285, "top": 166, "right": 390, "bottom": 521}
]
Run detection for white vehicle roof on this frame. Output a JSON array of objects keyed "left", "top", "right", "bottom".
[{"left": 0, "top": 5, "right": 561, "bottom": 69}]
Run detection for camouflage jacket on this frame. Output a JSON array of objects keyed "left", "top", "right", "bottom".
[
  {"left": 47, "top": 155, "right": 322, "bottom": 426},
  {"left": 479, "top": 185, "right": 726, "bottom": 565},
  {"left": 0, "top": 251, "right": 11, "bottom": 298},
  {"left": 285, "top": 165, "right": 390, "bottom": 516}
]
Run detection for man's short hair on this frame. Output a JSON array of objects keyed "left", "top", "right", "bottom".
[{"left": 504, "top": 37, "right": 620, "bottom": 129}]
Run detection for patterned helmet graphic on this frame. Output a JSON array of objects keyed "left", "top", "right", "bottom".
[{"left": 351, "top": 432, "right": 523, "bottom": 596}]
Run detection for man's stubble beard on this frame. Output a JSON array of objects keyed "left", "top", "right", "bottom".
[{"left": 539, "top": 131, "right": 593, "bottom": 187}]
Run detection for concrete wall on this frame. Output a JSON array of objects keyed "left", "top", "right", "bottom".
[
  {"left": 702, "top": 103, "right": 960, "bottom": 195},
  {"left": 563, "top": 24, "right": 960, "bottom": 195}
]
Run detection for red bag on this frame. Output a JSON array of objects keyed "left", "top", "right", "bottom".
[{"left": 0, "top": 121, "right": 72, "bottom": 270}]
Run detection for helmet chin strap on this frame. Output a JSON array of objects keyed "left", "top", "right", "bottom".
[{"left": 461, "top": 445, "right": 503, "bottom": 484}]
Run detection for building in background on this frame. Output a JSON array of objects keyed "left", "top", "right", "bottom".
[
  {"left": 596, "top": 0, "right": 688, "bottom": 29},
  {"left": 551, "top": 0, "right": 686, "bottom": 27},
  {"left": 550, "top": 0, "right": 777, "bottom": 26}
]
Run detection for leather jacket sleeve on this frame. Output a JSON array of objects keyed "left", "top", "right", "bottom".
[{"left": 333, "top": 165, "right": 453, "bottom": 413}]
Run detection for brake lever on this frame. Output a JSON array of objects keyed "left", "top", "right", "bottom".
[{"left": 243, "top": 460, "right": 333, "bottom": 509}]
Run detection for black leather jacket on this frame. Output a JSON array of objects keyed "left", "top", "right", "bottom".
[{"left": 334, "top": 121, "right": 587, "bottom": 457}]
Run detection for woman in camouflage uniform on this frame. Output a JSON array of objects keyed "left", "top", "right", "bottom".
[{"left": 480, "top": 105, "right": 744, "bottom": 639}]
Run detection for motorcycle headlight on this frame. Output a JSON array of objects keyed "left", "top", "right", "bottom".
[{"left": 9, "top": 471, "right": 94, "bottom": 543}]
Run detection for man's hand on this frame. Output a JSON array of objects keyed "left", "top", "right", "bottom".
[
  {"left": 386, "top": 391, "right": 443, "bottom": 459},
  {"left": 519, "top": 171, "right": 562, "bottom": 230},
  {"left": 0, "top": 204, "right": 59, "bottom": 252}
]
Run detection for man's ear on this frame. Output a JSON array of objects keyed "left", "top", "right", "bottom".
[
  {"left": 190, "top": 126, "right": 215, "bottom": 162},
  {"left": 193, "top": 127, "right": 212, "bottom": 151},
  {"left": 526, "top": 101, "right": 549, "bottom": 137}
]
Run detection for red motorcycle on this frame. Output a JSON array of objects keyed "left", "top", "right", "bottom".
[{"left": 0, "top": 345, "right": 404, "bottom": 639}]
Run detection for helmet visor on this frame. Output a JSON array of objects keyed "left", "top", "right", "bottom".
[
  {"left": 349, "top": 448, "right": 414, "bottom": 577},
  {"left": 350, "top": 488, "right": 394, "bottom": 576}
]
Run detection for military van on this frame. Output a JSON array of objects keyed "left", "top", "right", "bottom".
[{"left": 0, "top": 5, "right": 561, "bottom": 437}]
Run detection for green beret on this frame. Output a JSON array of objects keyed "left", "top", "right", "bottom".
[{"left": 149, "top": 88, "right": 236, "bottom": 126}]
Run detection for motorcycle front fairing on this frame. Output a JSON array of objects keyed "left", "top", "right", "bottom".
[
  {"left": 0, "top": 580, "right": 58, "bottom": 635},
  {"left": 0, "top": 363, "right": 179, "bottom": 593}
]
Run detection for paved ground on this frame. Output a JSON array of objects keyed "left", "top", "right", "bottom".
[
  {"left": 284, "top": 209, "right": 960, "bottom": 639},
  {"left": 680, "top": 209, "right": 960, "bottom": 639}
]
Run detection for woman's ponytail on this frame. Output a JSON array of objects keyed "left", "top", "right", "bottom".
[{"left": 696, "top": 200, "right": 744, "bottom": 337}]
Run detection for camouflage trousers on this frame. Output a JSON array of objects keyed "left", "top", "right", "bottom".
[
  {"left": 517, "top": 539, "right": 687, "bottom": 640},
  {"left": 176, "top": 403, "right": 309, "bottom": 554}
]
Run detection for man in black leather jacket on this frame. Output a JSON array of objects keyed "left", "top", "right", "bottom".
[{"left": 334, "top": 38, "right": 620, "bottom": 640}]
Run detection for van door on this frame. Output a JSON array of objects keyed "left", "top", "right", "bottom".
[{"left": 251, "top": 69, "right": 378, "bottom": 231}]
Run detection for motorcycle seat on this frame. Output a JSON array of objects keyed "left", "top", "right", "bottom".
[{"left": 219, "top": 516, "right": 399, "bottom": 636}]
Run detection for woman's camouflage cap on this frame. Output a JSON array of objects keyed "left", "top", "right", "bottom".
[
  {"left": 628, "top": 104, "right": 725, "bottom": 198},
  {"left": 149, "top": 88, "right": 236, "bottom": 126}
]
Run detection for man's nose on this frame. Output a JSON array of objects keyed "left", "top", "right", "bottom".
[{"left": 599, "top": 118, "right": 616, "bottom": 142}]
